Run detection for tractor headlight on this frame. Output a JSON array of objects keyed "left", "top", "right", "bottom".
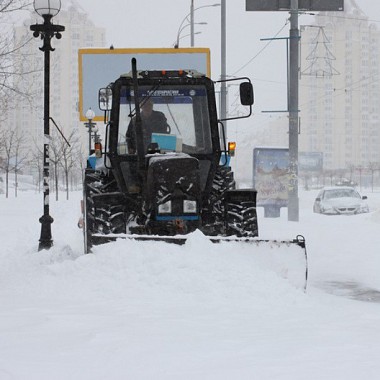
[
  {"left": 183, "top": 200, "right": 197, "bottom": 213},
  {"left": 158, "top": 200, "right": 172, "bottom": 214}
]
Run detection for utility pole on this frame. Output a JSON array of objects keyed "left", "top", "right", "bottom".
[
  {"left": 220, "top": 0, "right": 227, "bottom": 126},
  {"left": 190, "top": 0, "right": 194, "bottom": 47},
  {"left": 288, "top": 0, "right": 300, "bottom": 222},
  {"left": 245, "top": 0, "right": 343, "bottom": 222}
]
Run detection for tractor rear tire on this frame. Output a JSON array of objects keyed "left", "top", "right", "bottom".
[
  {"left": 225, "top": 199, "right": 258, "bottom": 238},
  {"left": 201, "top": 166, "right": 236, "bottom": 236},
  {"left": 83, "top": 170, "right": 126, "bottom": 253},
  {"left": 83, "top": 169, "right": 101, "bottom": 253},
  {"left": 224, "top": 189, "right": 258, "bottom": 238}
]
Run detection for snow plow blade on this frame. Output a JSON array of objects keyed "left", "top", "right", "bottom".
[{"left": 91, "top": 233, "right": 308, "bottom": 291}]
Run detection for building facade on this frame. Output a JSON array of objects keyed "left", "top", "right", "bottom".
[
  {"left": 299, "top": 0, "right": 380, "bottom": 170},
  {"left": 10, "top": 1, "right": 105, "bottom": 157}
]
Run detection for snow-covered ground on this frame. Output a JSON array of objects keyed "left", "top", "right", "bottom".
[{"left": 1, "top": 188, "right": 380, "bottom": 379}]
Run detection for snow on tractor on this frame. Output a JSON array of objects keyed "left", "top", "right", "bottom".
[{"left": 80, "top": 58, "right": 308, "bottom": 290}]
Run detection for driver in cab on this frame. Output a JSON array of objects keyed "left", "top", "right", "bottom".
[{"left": 126, "top": 98, "right": 170, "bottom": 154}]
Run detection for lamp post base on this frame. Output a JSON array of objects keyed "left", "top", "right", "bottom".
[{"left": 38, "top": 214, "right": 54, "bottom": 251}]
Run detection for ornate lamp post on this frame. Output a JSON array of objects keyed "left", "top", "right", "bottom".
[
  {"left": 30, "top": 0, "right": 65, "bottom": 251},
  {"left": 85, "top": 108, "right": 96, "bottom": 156}
]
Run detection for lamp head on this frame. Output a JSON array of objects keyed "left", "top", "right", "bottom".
[
  {"left": 86, "top": 108, "right": 96, "bottom": 121},
  {"left": 34, "top": 0, "right": 61, "bottom": 18}
]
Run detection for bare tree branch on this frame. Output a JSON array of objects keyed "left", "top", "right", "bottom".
[
  {"left": 0, "top": 0, "right": 31, "bottom": 13},
  {"left": 0, "top": 127, "right": 28, "bottom": 197},
  {"left": 0, "top": 1, "right": 40, "bottom": 112}
]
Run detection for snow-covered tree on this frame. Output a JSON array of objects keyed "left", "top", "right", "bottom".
[
  {"left": 0, "top": 128, "right": 27, "bottom": 197},
  {"left": 58, "top": 129, "right": 81, "bottom": 200}
]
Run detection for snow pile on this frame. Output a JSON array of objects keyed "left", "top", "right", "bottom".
[{"left": 1, "top": 190, "right": 380, "bottom": 379}]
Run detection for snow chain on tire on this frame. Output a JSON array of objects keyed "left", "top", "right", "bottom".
[
  {"left": 202, "top": 165, "right": 236, "bottom": 235},
  {"left": 83, "top": 170, "right": 125, "bottom": 253}
]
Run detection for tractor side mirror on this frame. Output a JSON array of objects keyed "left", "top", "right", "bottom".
[
  {"left": 98, "top": 87, "right": 113, "bottom": 111},
  {"left": 240, "top": 82, "right": 254, "bottom": 106}
]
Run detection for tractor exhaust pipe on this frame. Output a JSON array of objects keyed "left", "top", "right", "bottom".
[{"left": 131, "top": 58, "right": 145, "bottom": 168}]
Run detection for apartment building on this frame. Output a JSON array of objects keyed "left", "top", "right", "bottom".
[
  {"left": 299, "top": 0, "right": 380, "bottom": 170},
  {"left": 9, "top": 1, "right": 105, "bottom": 153}
]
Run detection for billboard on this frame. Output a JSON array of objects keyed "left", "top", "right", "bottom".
[
  {"left": 253, "top": 148, "right": 323, "bottom": 216},
  {"left": 299, "top": 152, "right": 323, "bottom": 172},
  {"left": 78, "top": 48, "right": 211, "bottom": 121},
  {"left": 246, "top": 0, "right": 344, "bottom": 11},
  {"left": 253, "top": 147, "right": 289, "bottom": 217}
]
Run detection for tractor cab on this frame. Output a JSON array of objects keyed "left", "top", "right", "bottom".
[{"left": 100, "top": 70, "right": 225, "bottom": 199}]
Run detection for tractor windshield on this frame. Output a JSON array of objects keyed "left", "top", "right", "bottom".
[{"left": 117, "top": 85, "right": 213, "bottom": 155}]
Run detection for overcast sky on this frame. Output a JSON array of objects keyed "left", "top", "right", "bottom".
[
  {"left": 70, "top": 1, "right": 380, "bottom": 114},
  {"left": 14, "top": 0, "right": 380, "bottom": 125}
]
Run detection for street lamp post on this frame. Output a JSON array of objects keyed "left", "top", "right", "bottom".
[
  {"left": 220, "top": 0, "right": 227, "bottom": 124},
  {"left": 174, "top": 32, "right": 202, "bottom": 48},
  {"left": 175, "top": 23, "right": 207, "bottom": 48},
  {"left": 175, "top": 2, "right": 220, "bottom": 48},
  {"left": 85, "top": 108, "right": 96, "bottom": 157},
  {"left": 30, "top": 0, "right": 65, "bottom": 251},
  {"left": 190, "top": 0, "right": 194, "bottom": 47}
]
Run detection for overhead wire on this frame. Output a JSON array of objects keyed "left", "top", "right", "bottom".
[
  {"left": 230, "top": 10, "right": 380, "bottom": 78},
  {"left": 225, "top": 19, "right": 291, "bottom": 117},
  {"left": 230, "top": 19, "right": 289, "bottom": 77},
  {"left": 228, "top": 9, "right": 380, "bottom": 120},
  {"left": 299, "top": 71, "right": 380, "bottom": 111},
  {"left": 313, "top": 13, "right": 380, "bottom": 24}
]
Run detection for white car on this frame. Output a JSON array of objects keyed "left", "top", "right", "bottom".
[{"left": 313, "top": 186, "right": 369, "bottom": 215}]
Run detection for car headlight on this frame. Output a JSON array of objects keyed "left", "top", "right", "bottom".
[
  {"left": 158, "top": 200, "right": 172, "bottom": 214},
  {"left": 321, "top": 205, "right": 334, "bottom": 213},
  {"left": 183, "top": 200, "right": 197, "bottom": 213}
]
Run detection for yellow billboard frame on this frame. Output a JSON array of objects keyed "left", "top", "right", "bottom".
[{"left": 78, "top": 47, "right": 211, "bottom": 121}]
